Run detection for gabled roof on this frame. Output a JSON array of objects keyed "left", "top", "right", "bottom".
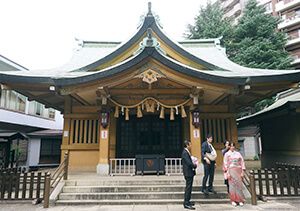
[
  {"left": 1, "top": 3, "right": 300, "bottom": 113},
  {"left": 1, "top": 6, "right": 299, "bottom": 84}
]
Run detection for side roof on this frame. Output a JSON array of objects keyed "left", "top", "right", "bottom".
[
  {"left": 237, "top": 88, "right": 300, "bottom": 126},
  {"left": 0, "top": 54, "right": 28, "bottom": 71}
]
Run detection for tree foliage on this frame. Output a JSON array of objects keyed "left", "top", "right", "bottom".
[
  {"left": 185, "top": 1, "right": 233, "bottom": 45},
  {"left": 227, "top": 0, "right": 292, "bottom": 69}
]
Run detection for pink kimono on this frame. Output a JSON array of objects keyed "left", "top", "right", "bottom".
[{"left": 223, "top": 150, "right": 246, "bottom": 203}]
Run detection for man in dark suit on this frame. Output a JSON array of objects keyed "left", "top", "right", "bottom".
[
  {"left": 201, "top": 134, "right": 217, "bottom": 195},
  {"left": 182, "top": 140, "right": 197, "bottom": 210}
]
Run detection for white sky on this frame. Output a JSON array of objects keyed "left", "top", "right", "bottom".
[{"left": 0, "top": 0, "right": 206, "bottom": 70}]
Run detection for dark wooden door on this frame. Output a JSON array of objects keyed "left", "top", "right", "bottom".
[{"left": 117, "top": 115, "right": 182, "bottom": 158}]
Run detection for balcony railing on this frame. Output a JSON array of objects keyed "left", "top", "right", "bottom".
[
  {"left": 276, "top": 0, "right": 300, "bottom": 12},
  {"left": 224, "top": 3, "right": 242, "bottom": 19},
  {"left": 278, "top": 14, "right": 300, "bottom": 29},
  {"left": 286, "top": 35, "right": 300, "bottom": 46}
]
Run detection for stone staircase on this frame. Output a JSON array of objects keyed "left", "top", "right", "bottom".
[{"left": 55, "top": 174, "right": 230, "bottom": 205}]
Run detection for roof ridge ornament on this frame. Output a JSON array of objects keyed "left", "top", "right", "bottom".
[
  {"left": 147, "top": 2, "right": 153, "bottom": 16},
  {"left": 133, "top": 28, "right": 166, "bottom": 55}
]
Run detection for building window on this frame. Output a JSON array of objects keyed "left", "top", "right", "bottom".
[
  {"left": 0, "top": 90, "right": 26, "bottom": 113},
  {"left": 48, "top": 108, "right": 55, "bottom": 119},
  {"left": 39, "top": 138, "right": 61, "bottom": 164}
]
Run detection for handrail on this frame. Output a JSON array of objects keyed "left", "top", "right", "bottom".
[
  {"left": 243, "top": 170, "right": 257, "bottom": 205},
  {"left": 44, "top": 152, "right": 69, "bottom": 208}
]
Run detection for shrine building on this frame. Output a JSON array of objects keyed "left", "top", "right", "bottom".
[{"left": 1, "top": 3, "right": 300, "bottom": 175}]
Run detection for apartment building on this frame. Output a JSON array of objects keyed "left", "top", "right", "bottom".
[
  {"left": 221, "top": 0, "right": 300, "bottom": 68},
  {"left": 277, "top": 0, "right": 300, "bottom": 68},
  {"left": 0, "top": 55, "right": 63, "bottom": 169}
]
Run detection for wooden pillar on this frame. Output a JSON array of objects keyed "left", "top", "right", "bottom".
[
  {"left": 228, "top": 94, "right": 238, "bottom": 145},
  {"left": 61, "top": 96, "right": 71, "bottom": 162},
  {"left": 189, "top": 112, "right": 201, "bottom": 173},
  {"left": 109, "top": 116, "right": 117, "bottom": 159},
  {"left": 96, "top": 116, "right": 110, "bottom": 175}
]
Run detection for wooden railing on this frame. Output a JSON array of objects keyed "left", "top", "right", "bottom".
[
  {"left": 0, "top": 169, "right": 46, "bottom": 201},
  {"left": 251, "top": 167, "right": 300, "bottom": 198},
  {"left": 242, "top": 170, "right": 257, "bottom": 205},
  {"left": 276, "top": 162, "right": 300, "bottom": 188},
  {"left": 43, "top": 152, "right": 69, "bottom": 208}
]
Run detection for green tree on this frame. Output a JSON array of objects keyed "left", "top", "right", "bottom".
[
  {"left": 227, "top": 0, "right": 292, "bottom": 69},
  {"left": 185, "top": 1, "right": 233, "bottom": 45}
]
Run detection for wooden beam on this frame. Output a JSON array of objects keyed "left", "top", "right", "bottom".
[
  {"left": 244, "top": 91, "right": 269, "bottom": 98},
  {"left": 71, "top": 93, "right": 91, "bottom": 106},
  {"left": 211, "top": 93, "right": 228, "bottom": 105}
]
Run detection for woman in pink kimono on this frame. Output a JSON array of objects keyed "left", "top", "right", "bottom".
[{"left": 223, "top": 142, "right": 246, "bottom": 207}]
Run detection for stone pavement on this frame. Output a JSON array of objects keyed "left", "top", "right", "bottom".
[{"left": 0, "top": 199, "right": 299, "bottom": 211}]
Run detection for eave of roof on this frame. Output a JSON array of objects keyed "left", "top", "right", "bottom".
[{"left": 237, "top": 89, "right": 300, "bottom": 126}]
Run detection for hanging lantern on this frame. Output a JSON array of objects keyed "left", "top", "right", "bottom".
[
  {"left": 121, "top": 106, "right": 125, "bottom": 115},
  {"left": 170, "top": 108, "right": 175, "bottom": 121},
  {"left": 100, "top": 110, "right": 109, "bottom": 128},
  {"left": 137, "top": 105, "right": 143, "bottom": 118},
  {"left": 159, "top": 107, "right": 165, "bottom": 119},
  {"left": 181, "top": 105, "right": 187, "bottom": 118},
  {"left": 192, "top": 109, "right": 200, "bottom": 128},
  {"left": 125, "top": 108, "right": 129, "bottom": 121},
  {"left": 114, "top": 106, "right": 119, "bottom": 118}
]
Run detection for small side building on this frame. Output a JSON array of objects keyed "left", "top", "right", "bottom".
[
  {"left": 0, "top": 55, "right": 63, "bottom": 169},
  {"left": 238, "top": 88, "right": 300, "bottom": 167}
]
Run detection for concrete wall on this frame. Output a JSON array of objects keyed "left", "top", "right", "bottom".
[
  {"left": 0, "top": 108, "right": 63, "bottom": 130},
  {"left": 26, "top": 138, "right": 41, "bottom": 167},
  {"left": 239, "top": 136, "right": 259, "bottom": 159}
]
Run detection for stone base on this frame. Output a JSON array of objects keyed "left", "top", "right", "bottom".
[{"left": 96, "top": 163, "right": 109, "bottom": 175}]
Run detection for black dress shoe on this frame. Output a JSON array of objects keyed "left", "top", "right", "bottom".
[
  {"left": 202, "top": 189, "right": 209, "bottom": 195},
  {"left": 208, "top": 189, "right": 217, "bottom": 194},
  {"left": 188, "top": 201, "right": 195, "bottom": 206},
  {"left": 184, "top": 205, "right": 195, "bottom": 210}
]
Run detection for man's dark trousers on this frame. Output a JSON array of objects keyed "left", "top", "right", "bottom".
[
  {"left": 184, "top": 176, "right": 194, "bottom": 205},
  {"left": 202, "top": 161, "right": 215, "bottom": 191}
]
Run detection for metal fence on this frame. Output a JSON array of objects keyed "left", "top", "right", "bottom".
[{"left": 109, "top": 158, "right": 183, "bottom": 176}]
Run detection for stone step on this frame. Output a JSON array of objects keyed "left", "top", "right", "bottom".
[
  {"left": 63, "top": 185, "right": 227, "bottom": 193},
  {"left": 55, "top": 198, "right": 230, "bottom": 205},
  {"left": 65, "top": 180, "right": 225, "bottom": 186},
  {"left": 58, "top": 191, "right": 228, "bottom": 200}
]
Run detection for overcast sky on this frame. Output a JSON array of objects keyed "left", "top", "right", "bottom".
[{"left": 0, "top": 0, "right": 207, "bottom": 70}]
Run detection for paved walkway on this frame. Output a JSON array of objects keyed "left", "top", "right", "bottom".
[{"left": 1, "top": 199, "right": 299, "bottom": 211}]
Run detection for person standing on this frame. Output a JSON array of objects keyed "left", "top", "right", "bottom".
[
  {"left": 222, "top": 141, "right": 230, "bottom": 193},
  {"left": 223, "top": 142, "right": 246, "bottom": 207},
  {"left": 182, "top": 140, "right": 197, "bottom": 210},
  {"left": 201, "top": 134, "right": 217, "bottom": 195}
]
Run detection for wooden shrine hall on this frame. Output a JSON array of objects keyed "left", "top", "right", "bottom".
[{"left": 1, "top": 3, "right": 300, "bottom": 175}]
